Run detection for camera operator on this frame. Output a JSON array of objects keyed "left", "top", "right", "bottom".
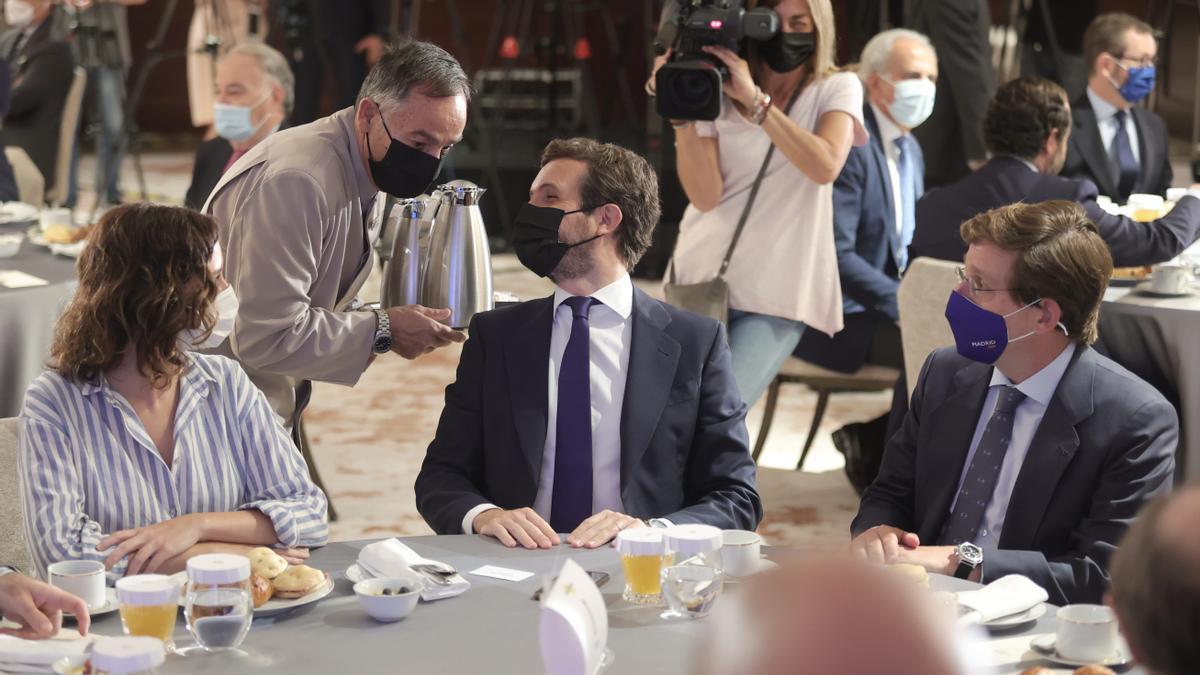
[{"left": 651, "top": 0, "right": 867, "bottom": 407}]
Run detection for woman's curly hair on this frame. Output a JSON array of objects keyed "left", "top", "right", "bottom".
[{"left": 50, "top": 203, "right": 220, "bottom": 387}]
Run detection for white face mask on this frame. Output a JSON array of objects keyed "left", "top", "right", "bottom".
[
  {"left": 882, "top": 76, "right": 936, "bottom": 130},
  {"left": 213, "top": 91, "right": 271, "bottom": 142},
  {"left": 181, "top": 285, "right": 239, "bottom": 350},
  {"left": 5, "top": 0, "right": 35, "bottom": 28}
]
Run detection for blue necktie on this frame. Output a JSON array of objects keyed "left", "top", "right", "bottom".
[
  {"left": 894, "top": 135, "right": 918, "bottom": 272},
  {"left": 1112, "top": 110, "right": 1139, "bottom": 202},
  {"left": 940, "top": 386, "right": 1027, "bottom": 546},
  {"left": 550, "top": 296, "right": 597, "bottom": 533}
]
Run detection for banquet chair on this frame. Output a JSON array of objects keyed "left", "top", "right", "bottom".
[
  {"left": 46, "top": 67, "right": 87, "bottom": 207},
  {"left": 752, "top": 359, "right": 900, "bottom": 470},
  {"left": 0, "top": 417, "right": 34, "bottom": 574},
  {"left": 4, "top": 146, "right": 44, "bottom": 206},
  {"left": 897, "top": 257, "right": 959, "bottom": 398}
]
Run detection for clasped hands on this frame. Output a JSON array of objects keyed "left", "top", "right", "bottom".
[
  {"left": 473, "top": 508, "right": 645, "bottom": 550},
  {"left": 850, "top": 525, "right": 969, "bottom": 579},
  {"left": 97, "top": 514, "right": 309, "bottom": 576}
]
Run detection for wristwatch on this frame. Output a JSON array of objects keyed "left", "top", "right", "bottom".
[
  {"left": 371, "top": 309, "right": 392, "bottom": 354},
  {"left": 953, "top": 541, "right": 983, "bottom": 580}
]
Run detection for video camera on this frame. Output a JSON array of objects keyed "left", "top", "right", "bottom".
[{"left": 654, "top": 0, "right": 779, "bottom": 121}]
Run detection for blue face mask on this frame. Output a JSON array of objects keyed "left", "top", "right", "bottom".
[
  {"left": 1114, "top": 63, "right": 1156, "bottom": 104},
  {"left": 882, "top": 76, "right": 936, "bottom": 129},
  {"left": 944, "top": 291, "right": 1048, "bottom": 364},
  {"left": 214, "top": 92, "right": 270, "bottom": 142}
]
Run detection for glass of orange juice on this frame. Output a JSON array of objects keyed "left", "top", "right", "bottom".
[
  {"left": 616, "top": 528, "right": 669, "bottom": 605},
  {"left": 116, "top": 574, "right": 180, "bottom": 651}
]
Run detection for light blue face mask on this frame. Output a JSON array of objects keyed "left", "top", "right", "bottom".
[
  {"left": 881, "top": 76, "right": 936, "bottom": 130},
  {"left": 213, "top": 91, "right": 270, "bottom": 142}
]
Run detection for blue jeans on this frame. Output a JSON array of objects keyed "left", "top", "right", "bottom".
[
  {"left": 66, "top": 66, "right": 126, "bottom": 207},
  {"left": 727, "top": 310, "right": 807, "bottom": 407}
]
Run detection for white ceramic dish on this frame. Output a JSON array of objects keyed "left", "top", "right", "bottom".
[
  {"left": 0, "top": 234, "right": 21, "bottom": 258},
  {"left": 1135, "top": 280, "right": 1195, "bottom": 298},
  {"left": 981, "top": 602, "right": 1046, "bottom": 628},
  {"left": 723, "top": 557, "right": 778, "bottom": 581},
  {"left": 63, "top": 588, "right": 119, "bottom": 621},
  {"left": 353, "top": 573, "right": 423, "bottom": 622},
  {"left": 1030, "top": 634, "right": 1132, "bottom": 668},
  {"left": 51, "top": 653, "right": 89, "bottom": 675}
]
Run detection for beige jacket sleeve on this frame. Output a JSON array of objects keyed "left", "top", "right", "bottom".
[{"left": 223, "top": 168, "right": 375, "bottom": 387}]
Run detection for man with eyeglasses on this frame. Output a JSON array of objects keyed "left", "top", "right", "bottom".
[
  {"left": 851, "top": 200, "right": 1176, "bottom": 605},
  {"left": 1061, "top": 13, "right": 1169, "bottom": 202}
]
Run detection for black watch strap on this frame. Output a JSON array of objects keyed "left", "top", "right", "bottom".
[{"left": 953, "top": 559, "right": 975, "bottom": 580}]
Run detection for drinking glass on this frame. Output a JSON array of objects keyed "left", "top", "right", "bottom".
[
  {"left": 660, "top": 564, "right": 722, "bottom": 619},
  {"left": 184, "top": 587, "right": 253, "bottom": 653}
]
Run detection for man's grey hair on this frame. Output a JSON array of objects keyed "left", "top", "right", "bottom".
[
  {"left": 857, "top": 28, "right": 936, "bottom": 81},
  {"left": 223, "top": 41, "right": 296, "bottom": 116},
  {"left": 356, "top": 39, "right": 472, "bottom": 108}
]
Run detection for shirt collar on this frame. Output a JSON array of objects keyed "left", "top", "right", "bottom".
[
  {"left": 335, "top": 106, "right": 381, "bottom": 208},
  {"left": 999, "top": 154, "right": 1040, "bottom": 174},
  {"left": 869, "top": 102, "right": 906, "bottom": 153},
  {"left": 553, "top": 273, "right": 633, "bottom": 320},
  {"left": 1086, "top": 85, "right": 1123, "bottom": 123},
  {"left": 78, "top": 353, "right": 216, "bottom": 399},
  {"left": 988, "top": 342, "right": 1077, "bottom": 407}
]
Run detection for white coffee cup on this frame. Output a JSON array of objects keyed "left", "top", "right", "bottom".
[
  {"left": 47, "top": 560, "right": 107, "bottom": 610},
  {"left": 720, "top": 530, "right": 762, "bottom": 577},
  {"left": 1151, "top": 264, "right": 1192, "bottom": 295},
  {"left": 38, "top": 207, "right": 72, "bottom": 233},
  {"left": 1056, "top": 604, "right": 1119, "bottom": 662}
]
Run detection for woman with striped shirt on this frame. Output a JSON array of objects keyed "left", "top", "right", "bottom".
[{"left": 19, "top": 203, "right": 328, "bottom": 579}]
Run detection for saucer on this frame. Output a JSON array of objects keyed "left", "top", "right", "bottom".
[
  {"left": 1135, "top": 281, "right": 1195, "bottom": 298},
  {"left": 982, "top": 603, "right": 1046, "bottom": 629},
  {"left": 63, "top": 588, "right": 119, "bottom": 621},
  {"left": 723, "top": 557, "right": 778, "bottom": 581},
  {"left": 1030, "top": 634, "right": 1133, "bottom": 668}
]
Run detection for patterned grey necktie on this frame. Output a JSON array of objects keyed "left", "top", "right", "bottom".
[{"left": 940, "top": 385, "right": 1027, "bottom": 545}]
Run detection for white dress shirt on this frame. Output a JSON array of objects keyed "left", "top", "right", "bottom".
[
  {"left": 461, "top": 274, "right": 635, "bottom": 534},
  {"left": 1086, "top": 86, "right": 1141, "bottom": 168},
  {"left": 950, "top": 343, "right": 1077, "bottom": 551},
  {"left": 870, "top": 103, "right": 907, "bottom": 237}
]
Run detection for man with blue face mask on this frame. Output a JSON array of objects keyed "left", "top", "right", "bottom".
[
  {"left": 851, "top": 200, "right": 1176, "bottom": 605},
  {"left": 1061, "top": 13, "right": 1169, "bottom": 202},
  {"left": 795, "top": 28, "right": 936, "bottom": 375}
]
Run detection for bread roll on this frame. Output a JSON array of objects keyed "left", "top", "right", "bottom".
[
  {"left": 1073, "top": 667, "right": 1117, "bottom": 675},
  {"left": 272, "top": 564, "right": 325, "bottom": 599},
  {"left": 1019, "top": 668, "right": 1051, "bottom": 675},
  {"left": 247, "top": 546, "right": 288, "bottom": 579},
  {"left": 250, "top": 573, "right": 274, "bottom": 608},
  {"left": 889, "top": 563, "right": 930, "bottom": 587}
]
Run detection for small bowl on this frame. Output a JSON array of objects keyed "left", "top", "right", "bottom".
[
  {"left": 353, "top": 573, "right": 423, "bottom": 623},
  {"left": 0, "top": 233, "right": 22, "bottom": 258}
]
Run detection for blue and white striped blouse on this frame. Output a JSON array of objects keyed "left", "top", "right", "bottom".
[{"left": 18, "top": 353, "right": 328, "bottom": 578}]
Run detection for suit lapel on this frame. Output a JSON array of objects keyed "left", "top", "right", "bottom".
[
  {"left": 1073, "top": 101, "right": 1118, "bottom": 198},
  {"left": 1132, "top": 109, "right": 1156, "bottom": 194},
  {"left": 916, "top": 363, "right": 992, "bottom": 542},
  {"left": 1000, "top": 347, "right": 1091, "bottom": 550},
  {"left": 864, "top": 105, "right": 901, "bottom": 259},
  {"left": 619, "top": 289, "right": 680, "bottom": 496},
  {"left": 504, "top": 297, "right": 554, "bottom": 482}
]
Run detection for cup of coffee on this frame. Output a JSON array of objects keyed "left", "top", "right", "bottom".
[
  {"left": 1151, "top": 264, "right": 1193, "bottom": 295},
  {"left": 720, "top": 530, "right": 762, "bottom": 577},
  {"left": 1056, "top": 604, "right": 1119, "bottom": 662},
  {"left": 48, "top": 560, "right": 107, "bottom": 610}
]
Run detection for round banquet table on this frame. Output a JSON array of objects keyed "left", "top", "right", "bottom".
[
  {"left": 63, "top": 536, "right": 1143, "bottom": 675},
  {"left": 0, "top": 238, "right": 77, "bottom": 418}
]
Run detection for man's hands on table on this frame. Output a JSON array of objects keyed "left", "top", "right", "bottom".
[
  {"left": 473, "top": 508, "right": 647, "bottom": 549},
  {"left": 850, "top": 525, "right": 981, "bottom": 581}
]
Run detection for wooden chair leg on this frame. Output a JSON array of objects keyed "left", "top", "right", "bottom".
[
  {"left": 294, "top": 418, "right": 338, "bottom": 522},
  {"left": 796, "top": 388, "right": 831, "bottom": 471},
  {"left": 752, "top": 377, "right": 784, "bottom": 462}
]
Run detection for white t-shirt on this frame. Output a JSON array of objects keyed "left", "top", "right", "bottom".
[{"left": 668, "top": 71, "right": 868, "bottom": 335}]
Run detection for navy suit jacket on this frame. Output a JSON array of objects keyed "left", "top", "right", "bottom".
[
  {"left": 414, "top": 287, "right": 763, "bottom": 535},
  {"left": 1062, "top": 93, "right": 1172, "bottom": 200},
  {"left": 0, "top": 18, "right": 73, "bottom": 192},
  {"left": 852, "top": 346, "right": 1176, "bottom": 605},
  {"left": 795, "top": 103, "right": 921, "bottom": 373},
  {"left": 910, "top": 156, "right": 1200, "bottom": 267}
]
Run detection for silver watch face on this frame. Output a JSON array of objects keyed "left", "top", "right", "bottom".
[{"left": 958, "top": 542, "right": 983, "bottom": 565}]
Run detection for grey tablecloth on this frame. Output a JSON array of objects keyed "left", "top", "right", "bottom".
[
  {"left": 0, "top": 238, "right": 76, "bottom": 418},
  {"left": 1098, "top": 283, "right": 1200, "bottom": 483},
  {"left": 65, "top": 536, "right": 1140, "bottom": 675}
]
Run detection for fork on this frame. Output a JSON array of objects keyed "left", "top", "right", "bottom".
[{"left": 410, "top": 565, "right": 453, "bottom": 586}]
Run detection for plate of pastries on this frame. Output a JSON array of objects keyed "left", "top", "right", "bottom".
[
  {"left": 172, "top": 547, "right": 333, "bottom": 618},
  {"left": 1111, "top": 266, "right": 1153, "bottom": 285}
]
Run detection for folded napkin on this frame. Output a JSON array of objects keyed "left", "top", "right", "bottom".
[
  {"left": 358, "top": 538, "right": 470, "bottom": 602},
  {"left": 0, "top": 634, "right": 90, "bottom": 672},
  {"left": 956, "top": 574, "right": 1049, "bottom": 623}
]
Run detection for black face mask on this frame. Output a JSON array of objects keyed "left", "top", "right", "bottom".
[
  {"left": 762, "top": 31, "right": 815, "bottom": 73},
  {"left": 512, "top": 202, "right": 603, "bottom": 278},
  {"left": 365, "top": 105, "right": 443, "bottom": 198}
]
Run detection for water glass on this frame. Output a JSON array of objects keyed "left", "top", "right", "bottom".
[
  {"left": 184, "top": 587, "right": 253, "bottom": 652},
  {"left": 660, "top": 564, "right": 722, "bottom": 619}
]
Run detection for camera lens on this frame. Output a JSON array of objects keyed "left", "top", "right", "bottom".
[{"left": 669, "top": 70, "right": 716, "bottom": 111}]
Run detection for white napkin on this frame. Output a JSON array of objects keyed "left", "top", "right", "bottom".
[
  {"left": 956, "top": 574, "right": 1049, "bottom": 623},
  {"left": 0, "top": 634, "right": 90, "bottom": 672},
  {"left": 358, "top": 538, "right": 470, "bottom": 602},
  {"left": 0, "top": 271, "right": 48, "bottom": 288}
]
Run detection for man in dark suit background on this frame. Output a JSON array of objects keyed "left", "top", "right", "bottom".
[
  {"left": 1062, "top": 13, "right": 1170, "bottom": 202},
  {"left": 185, "top": 42, "right": 292, "bottom": 210},
  {"left": 853, "top": 200, "right": 1176, "bottom": 605},
  {"left": 906, "top": 0, "right": 993, "bottom": 189},
  {"left": 911, "top": 76, "right": 1200, "bottom": 267},
  {"left": 796, "top": 28, "right": 936, "bottom": 374},
  {"left": 0, "top": 0, "right": 73, "bottom": 197},
  {"left": 415, "top": 138, "right": 761, "bottom": 549}
]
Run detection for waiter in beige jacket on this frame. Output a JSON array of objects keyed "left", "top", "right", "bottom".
[{"left": 204, "top": 39, "right": 467, "bottom": 436}]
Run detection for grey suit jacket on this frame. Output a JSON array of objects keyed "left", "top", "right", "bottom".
[{"left": 853, "top": 346, "right": 1176, "bottom": 604}]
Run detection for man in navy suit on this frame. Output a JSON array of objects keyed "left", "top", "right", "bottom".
[
  {"left": 1062, "top": 13, "right": 1170, "bottom": 201},
  {"left": 796, "top": 28, "right": 936, "bottom": 374},
  {"left": 415, "top": 138, "right": 762, "bottom": 549},
  {"left": 911, "top": 76, "right": 1200, "bottom": 267},
  {"left": 853, "top": 200, "right": 1176, "bottom": 605}
]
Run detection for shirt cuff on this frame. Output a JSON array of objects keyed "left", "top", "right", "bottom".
[
  {"left": 648, "top": 518, "right": 674, "bottom": 529},
  {"left": 462, "top": 503, "right": 500, "bottom": 535}
]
